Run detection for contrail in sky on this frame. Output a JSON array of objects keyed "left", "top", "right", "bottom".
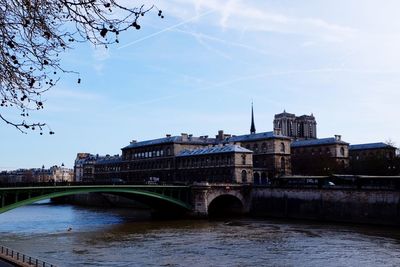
[
  {"left": 118, "top": 67, "right": 400, "bottom": 107},
  {"left": 172, "top": 28, "right": 273, "bottom": 56},
  {"left": 118, "top": 9, "right": 216, "bottom": 49}
]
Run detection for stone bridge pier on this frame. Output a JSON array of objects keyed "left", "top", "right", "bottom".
[{"left": 190, "top": 184, "right": 252, "bottom": 217}]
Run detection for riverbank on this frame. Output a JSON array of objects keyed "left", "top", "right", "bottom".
[
  {"left": 57, "top": 187, "right": 400, "bottom": 226},
  {"left": 2, "top": 203, "right": 400, "bottom": 267},
  {"left": 251, "top": 187, "right": 400, "bottom": 226}
]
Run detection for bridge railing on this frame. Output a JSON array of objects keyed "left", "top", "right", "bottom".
[
  {"left": 0, "top": 181, "right": 192, "bottom": 188},
  {"left": 0, "top": 245, "right": 56, "bottom": 267}
]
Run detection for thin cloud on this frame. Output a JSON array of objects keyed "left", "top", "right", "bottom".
[
  {"left": 172, "top": 28, "right": 273, "bottom": 56},
  {"left": 116, "top": 67, "right": 400, "bottom": 108},
  {"left": 162, "top": 0, "right": 357, "bottom": 40},
  {"left": 118, "top": 9, "right": 216, "bottom": 49}
]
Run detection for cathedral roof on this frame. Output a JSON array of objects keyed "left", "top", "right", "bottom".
[
  {"left": 225, "top": 131, "right": 290, "bottom": 143},
  {"left": 291, "top": 137, "right": 348, "bottom": 148},
  {"left": 349, "top": 142, "right": 396, "bottom": 150},
  {"left": 274, "top": 111, "right": 296, "bottom": 118},
  {"left": 177, "top": 145, "right": 252, "bottom": 157}
]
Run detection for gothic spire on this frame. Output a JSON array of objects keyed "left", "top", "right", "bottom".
[{"left": 250, "top": 102, "right": 256, "bottom": 134}]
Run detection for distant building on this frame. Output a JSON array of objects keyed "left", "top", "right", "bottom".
[
  {"left": 50, "top": 165, "right": 73, "bottom": 182},
  {"left": 72, "top": 106, "right": 400, "bottom": 184},
  {"left": 0, "top": 166, "right": 73, "bottom": 184},
  {"left": 273, "top": 110, "right": 317, "bottom": 140},
  {"left": 291, "top": 135, "right": 349, "bottom": 175},
  {"left": 77, "top": 154, "right": 99, "bottom": 182},
  {"left": 349, "top": 142, "right": 399, "bottom": 175},
  {"left": 74, "top": 153, "right": 92, "bottom": 182},
  {"left": 94, "top": 155, "right": 122, "bottom": 182}
]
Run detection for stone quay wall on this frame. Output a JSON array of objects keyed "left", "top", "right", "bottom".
[{"left": 251, "top": 187, "right": 400, "bottom": 225}]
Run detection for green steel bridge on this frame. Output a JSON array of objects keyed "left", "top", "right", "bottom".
[{"left": 0, "top": 185, "right": 192, "bottom": 214}]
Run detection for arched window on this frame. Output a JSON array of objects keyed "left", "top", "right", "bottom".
[
  {"left": 340, "top": 147, "right": 345, "bottom": 156},
  {"left": 261, "top": 172, "right": 267, "bottom": 184},
  {"left": 254, "top": 172, "right": 260, "bottom": 185},
  {"left": 241, "top": 154, "right": 246, "bottom": 165},
  {"left": 262, "top": 142, "right": 267, "bottom": 152},
  {"left": 280, "top": 157, "right": 285, "bottom": 174},
  {"left": 280, "top": 142, "right": 285, "bottom": 153},
  {"left": 253, "top": 144, "right": 259, "bottom": 153},
  {"left": 241, "top": 170, "right": 247, "bottom": 183}
]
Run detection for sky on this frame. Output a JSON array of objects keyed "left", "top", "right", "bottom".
[{"left": 1, "top": 0, "right": 400, "bottom": 170}]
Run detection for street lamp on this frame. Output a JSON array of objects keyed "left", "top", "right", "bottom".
[
  {"left": 41, "top": 165, "right": 45, "bottom": 183},
  {"left": 61, "top": 163, "right": 65, "bottom": 183}
]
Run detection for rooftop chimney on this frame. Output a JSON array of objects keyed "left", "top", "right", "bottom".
[
  {"left": 166, "top": 134, "right": 171, "bottom": 138},
  {"left": 334, "top": 135, "right": 341, "bottom": 141},
  {"left": 181, "top": 133, "right": 188, "bottom": 141},
  {"left": 217, "top": 130, "right": 224, "bottom": 141},
  {"left": 130, "top": 140, "right": 137, "bottom": 144}
]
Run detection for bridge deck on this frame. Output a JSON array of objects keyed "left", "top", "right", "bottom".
[{"left": 0, "top": 185, "right": 192, "bottom": 214}]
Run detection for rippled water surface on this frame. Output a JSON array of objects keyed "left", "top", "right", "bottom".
[{"left": 1, "top": 202, "right": 400, "bottom": 266}]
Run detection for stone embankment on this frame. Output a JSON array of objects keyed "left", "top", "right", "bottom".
[{"left": 251, "top": 187, "right": 400, "bottom": 225}]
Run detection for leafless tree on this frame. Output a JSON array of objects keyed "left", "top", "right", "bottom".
[{"left": 0, "top": 0, "right": 162, "bottom": 134}]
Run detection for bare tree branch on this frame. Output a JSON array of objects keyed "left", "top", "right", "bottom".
[{"left": 0, "top": 0, "right": 162, "bottom": 134}]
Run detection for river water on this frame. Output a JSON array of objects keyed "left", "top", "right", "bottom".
[{"left": 1, "top": 202, "right": 400, "bottom": 267}]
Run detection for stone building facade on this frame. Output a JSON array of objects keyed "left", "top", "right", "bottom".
[
  {"left": 74, "top": 153, "right": 99, "bottom": 182},
  {"left": 224, "top": 131, "right": 292, "bottom": 182},
  {"left": 72, "top": 108, "right": 400, "bottom": 184},
  {"left": 349, "top": 142, "right": 399, "bottom": 175},
  {"left": 175, "top": 145, "right": 253, "bottom": 184},
  {"left": 93, "top": 155, "right": 122, "bottom": 182},
  {"left": 291, "top": 135, "right": 349, "bottom": 175},
  {"left": 119, "top": 134, "right": 217, "bottom": 183}
]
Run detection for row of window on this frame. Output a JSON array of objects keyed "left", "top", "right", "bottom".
[
  {"left": 123, "top": 160, "right": 172, "bottom": 170},
  {"left": 350, "top": 151, "right": 395, "bottom": 160},
  {"left": 178, "top": 155, "right": 235, "bottom": 168},
  {"left": 124, "top": 148, "right": 171, "bottom": 160},
  {"left": 244, "top": 142, "right": 286, "bottom": 153},
  {"left": 293, "top": 147, "right": 346, "bottom": 156},
  {"left": 95, "top": 166, "right": 121, "bottom": 172}
]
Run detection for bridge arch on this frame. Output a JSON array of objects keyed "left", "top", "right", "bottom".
[
  {"left": 207, "top": 192, "right": 245, "bottom": 218},
  {"left": 0, "top": 187, "right": 191, "bottom": 214}
]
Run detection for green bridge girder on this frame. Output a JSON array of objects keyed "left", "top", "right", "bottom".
[{"left": 0, "top": 185, "right": 192, "bottom": 214}]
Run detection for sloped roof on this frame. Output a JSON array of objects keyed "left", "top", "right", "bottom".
[
  {"left": 177, "top": 145, "right": 252, "bottom": 157},
  {"left": 349, "top": 142, "right": 395, "bottom": 150},
  {"left": 94, "top": 156, "right": 122, "bottom": 164},
  {"left": 225, "top": 131, "right": 290, "bottom": 143},
  {"left": 122, "top": 136, "right": 216, "bottom": 150},
  {"left": 291, "top": 137, "right": 349, "bottom": 148}
]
